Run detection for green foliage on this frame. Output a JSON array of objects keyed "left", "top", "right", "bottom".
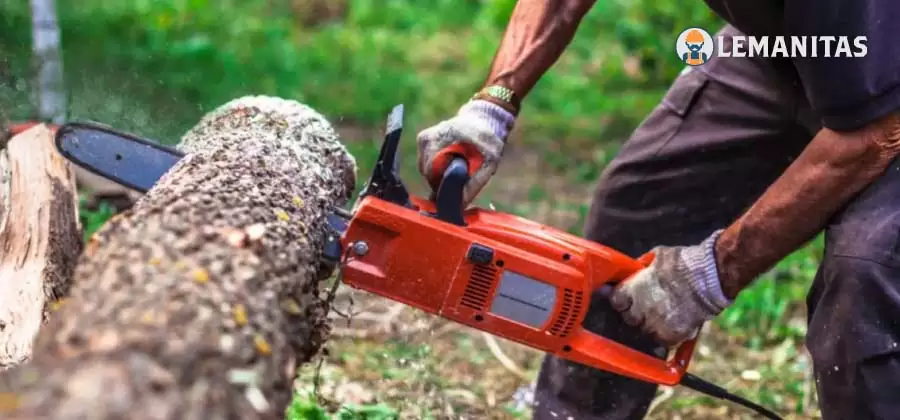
[
  {"left": 286, "top": 393, "right": 331, "bottom": 420},
  {"left": 0, "top": 0, "right": 721, "bottom": 142},
  {"left": 718, "top": 236, "right": 823, "bottom": 347},
  {"left": 78, "top": 198, "right": 117, "bottom": 241},
  {"left": 287, "top": 390, "right": 400, "bottom": 420},
  {"left": 287, "top": 391, "right": 400, "bottom": 420}
]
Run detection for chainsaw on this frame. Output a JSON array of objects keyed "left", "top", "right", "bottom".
[{"left": 49, "top": 106, "right": 782, "bottom": 419}]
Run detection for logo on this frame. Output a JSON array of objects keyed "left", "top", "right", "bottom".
[
  {"left": 676, "top": 27, "right": 714, "bottom": 66},
  {"left": 675, "top": 27, "right": 868, "bottom": 66}
]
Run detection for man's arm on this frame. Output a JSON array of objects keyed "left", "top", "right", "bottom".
[
  {"left": 716, "top": 0, "right": 900, "bottom": 299},
  {"left": 716, "top": 113, "right": 900, "bottom": 299},
  {"left": 414, "top": 0, "right": 596, "bottom": 205},
  {"left": 478, "top": 0, "right": 597, "bottom": 114},
  {"left": 607, "top": 107, "right": 900, "bottom": 346}
]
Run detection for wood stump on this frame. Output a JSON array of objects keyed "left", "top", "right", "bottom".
[
  {"left": 0, "top": 96, "right": 357, "bottom": 419},
  {"left": 0, "top": 124, "right": 82, "bottom": 370}
]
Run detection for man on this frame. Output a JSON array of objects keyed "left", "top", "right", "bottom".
[
  {"left": 415, "top": 1, "right": 900, "bottom": 419},
  {"left": 682, "top": 29, "right": 710, "bottom": 66}
]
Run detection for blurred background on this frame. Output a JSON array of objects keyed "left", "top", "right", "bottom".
[{"left": 1, "top": 1, "right": 822, "bottom": 418}]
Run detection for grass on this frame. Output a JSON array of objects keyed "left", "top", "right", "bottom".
[{"left": 6, "top": 0, "right": 821, "bottom": 418}]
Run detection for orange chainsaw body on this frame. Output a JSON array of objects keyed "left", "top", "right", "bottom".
[{"left": 339, "top": 194, "right": 697, "bottom": 386}]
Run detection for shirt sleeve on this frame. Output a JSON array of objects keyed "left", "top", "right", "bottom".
[{"left": 785, "top": 0, "right": 900, "bottom": 131}]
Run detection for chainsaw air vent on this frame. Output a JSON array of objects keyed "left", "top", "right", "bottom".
[
  {"left": 460, "top": 265, "right": 498, "bottom": 311},
  {"left": 549, "top": 288, "right": 584, "bottom": 337}
]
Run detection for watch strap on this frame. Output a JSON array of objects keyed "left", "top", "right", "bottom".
[{"left": 472, "top": 85, "right": 520, "bottom": 115}]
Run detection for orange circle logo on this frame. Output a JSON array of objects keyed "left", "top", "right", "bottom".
[{"left": 676, "top": 27, "right": 715, "bottom": 66}]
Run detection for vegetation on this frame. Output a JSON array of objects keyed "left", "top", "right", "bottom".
[{"left": 1, "top": 0, "right": 821, "bottom": 418}]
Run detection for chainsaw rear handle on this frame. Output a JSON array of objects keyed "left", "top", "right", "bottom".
[
  {"left": 571, "top": 251, "right": 701, "bottom": 386},
  {"left": 428, "top": 143, "right": 484, "bottom": 188}
]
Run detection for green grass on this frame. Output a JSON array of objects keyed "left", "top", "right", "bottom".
[
  {"left": 288, "top": 392, "right": 399, "bottom": 420},
  {"left": 78, "top": 198, "right": 118, "bottom": 240},
  {"left": 719, "top": 238, "right": 822, "bottom": 350}
]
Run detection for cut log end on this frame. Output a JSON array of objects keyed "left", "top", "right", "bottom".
[
  {"left": 0, "top": 96, "right": 358, "bottom": 419},
  {"left": 0, "top": 124, "right": 82, "bottom": 371}
]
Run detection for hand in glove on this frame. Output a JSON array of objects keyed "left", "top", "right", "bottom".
[
  {"left": 609, "top": 230, "right": 733, "bottom": 347},
  {"left": 416, "top": 100, "right": 515, "bottom": 206}
]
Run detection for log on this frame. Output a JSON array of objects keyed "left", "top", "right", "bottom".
[
  {"left": 0, "top": 96, "right": 358, "bottom": 419},
  {"left": 0, "top": 124, "right": 82, "bottom": 370}
]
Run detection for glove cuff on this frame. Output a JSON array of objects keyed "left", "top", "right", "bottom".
[
  {"left": 682, "top": 229, "right": 732, "bottom": 314},
  {"left": 458, "top": 100, "right": 516, "bottom": 142}
]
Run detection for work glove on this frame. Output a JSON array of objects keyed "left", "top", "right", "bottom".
[
  {"left": 416, "top": 99, "right": 515, "bottom": 206},
  {"left": 609, "top": 230, "right": 733, "bottom": 347}
]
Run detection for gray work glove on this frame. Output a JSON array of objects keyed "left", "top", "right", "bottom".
[
  {"left": 609, "top": 230, "right": 733, "bottom": 347},
  {"left": 416, "top": 99, "right": 515, "bottom": 206}
]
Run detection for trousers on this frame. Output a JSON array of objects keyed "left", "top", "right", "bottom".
[{"left": 532, "top": 25, "right": 900, "bottom": 420}]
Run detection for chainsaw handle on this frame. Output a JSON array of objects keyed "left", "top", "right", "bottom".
[
  {"left": 578, "top": 251, "right": 699, "bottom": 386},
  {"left": 596, "top": 251, "right": 655, "bottom": 297},
  {"left": 428, "top": 143, "right": 484, "bottom": 189},
  {"left": 433, "top": 156, "right": 469, "bottom": 226},
  {"left": 566, "top": 325, "right": 698, "bottom": 386}
]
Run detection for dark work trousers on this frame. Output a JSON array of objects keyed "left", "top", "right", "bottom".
[{"left": 532, "top": 24, "right": 900, "bottom": 420}]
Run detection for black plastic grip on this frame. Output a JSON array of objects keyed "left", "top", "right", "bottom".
[{"left": 434, "top": 157, "right": 469, "bottom": 226}]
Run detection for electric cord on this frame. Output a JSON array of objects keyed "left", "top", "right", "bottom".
[{"left": 680, "top": 373, "right": 783, "bottom": 419}]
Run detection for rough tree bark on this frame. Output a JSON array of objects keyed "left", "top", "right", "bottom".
[
  {"left": 0, "top": 96, "right": 357, "bottom": 419},
  {"left": 0, "top": 124, "right": 82, "bottom": 370}
]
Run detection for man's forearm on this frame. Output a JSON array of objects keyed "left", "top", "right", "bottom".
[
  {"left": 715, "top": 113, "right": 900, "bottom": 299},
  {"left": 481, "top": 0, "right": 596, "bottom": 113}
]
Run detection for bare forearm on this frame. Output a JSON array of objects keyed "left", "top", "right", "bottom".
[
  {"left": 481, "top": 0, "right": 596, "bottom": 113},
  {"left": 715, "top": 113, "right": 900, "bottom": 299}
]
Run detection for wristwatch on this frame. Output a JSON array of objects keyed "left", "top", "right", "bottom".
[{"left": 472, "top": 85, "right": 520, "bottom": 115}]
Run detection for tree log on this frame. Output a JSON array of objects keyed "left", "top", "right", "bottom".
[
  {"left": 0, "top": 96, "right": 357, "bottom": 419},
  {"left": 0, "top": 124, "right": 82, "bottom": 370}
]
